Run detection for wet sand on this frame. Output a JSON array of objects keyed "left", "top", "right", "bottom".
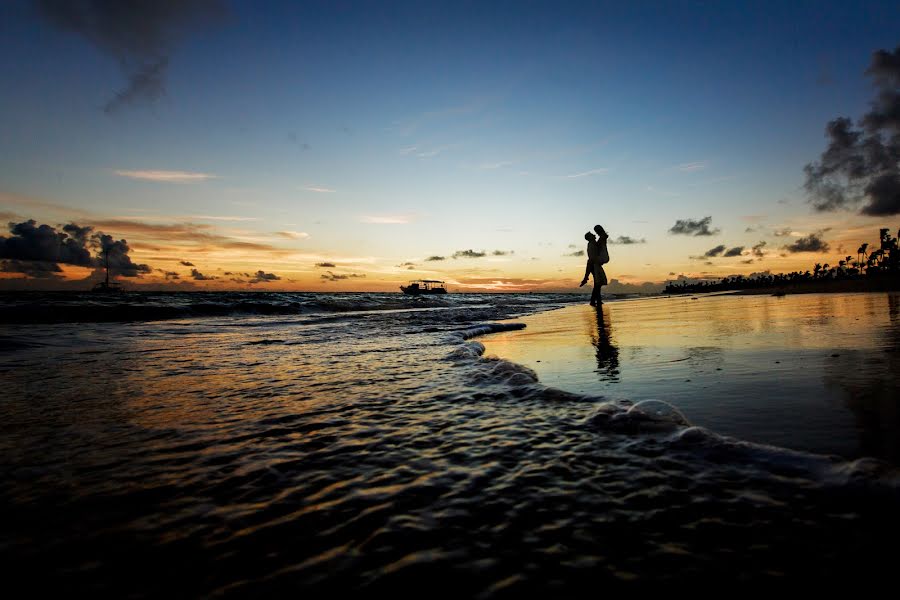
[{"left": 481, "top": 292, "right": 900, "bottom": 463}]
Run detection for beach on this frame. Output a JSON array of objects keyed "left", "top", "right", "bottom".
[
  {"left": 481, "top": 292, "right": 900, "bottom": 463},
  {"left": 2, "top": 291, "right": 899, "bottom": 594}
]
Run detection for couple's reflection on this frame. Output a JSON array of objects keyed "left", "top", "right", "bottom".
[{"left": 590, "top": 304, "right": 620, "bottom": 382}]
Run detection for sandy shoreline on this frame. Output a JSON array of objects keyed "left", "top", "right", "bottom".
[{"left": 481, "top": 291, "right": 900, "bottom": 463}]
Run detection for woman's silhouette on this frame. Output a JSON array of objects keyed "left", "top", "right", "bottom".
[{"left": 579, "top": 225, "right": 610, "bottom": 306}]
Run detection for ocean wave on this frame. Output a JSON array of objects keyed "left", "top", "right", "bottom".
[{"left": 0, "top": 292, "right": 584, "bottom": 324}]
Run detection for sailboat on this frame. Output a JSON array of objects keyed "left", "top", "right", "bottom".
[{"left": 91, "top": 247, "right": 123, "bottom": 293}]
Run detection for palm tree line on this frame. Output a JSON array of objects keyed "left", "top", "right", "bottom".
[{"left": 664, "top": 227, "right": 900, "bottom": 294}]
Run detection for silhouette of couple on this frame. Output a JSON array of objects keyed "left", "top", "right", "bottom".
[{"left": 579, "top": 225, "right": 609, "bottom": 306}]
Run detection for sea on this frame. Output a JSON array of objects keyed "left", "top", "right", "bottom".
[{"left": 1, "top": 291, "right": 898, "bottom": 595}]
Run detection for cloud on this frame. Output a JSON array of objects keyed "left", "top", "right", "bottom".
[
  {"left": 723, "top": 246, "right": 745, "bottom": 257},
  {"left": 276, "top": 231, "right": 310, "bottom": 240},
  {"left": 115, "top": 170, "right": 217, "bottom": 183},
  {"left": 302, "top": 186, "right": 335, "bottom": 193},
  {"left": 190, "top": 268, "right": 217, "bottom": 280},
  {"left": 668, "top": 216, "right": 720, "bottom": 236},
  {"left": 692, "top": 244, "right": 727, "bottom": 260},
  {"left": 315, "top": 262, "right": 336, "bottom": 268},
  {"left": 752, "top": 241, "right": 767, "bottom": 258},
  {"left": 772, "top": 227, "right": 795, "bottom": 237},
  {"left": 565, "top": 250, "right": 585, "bottom": 257},
  {"left": 1, "top": 259, "right": 63, "bottom": 278},
  {"left": 37, "top": 0, "right": 225, "bottom": 113},
  {"left": 609, "top": 236, "right": 646, "bottom": 244},
  {"left": 452, "top": 249, "right": 487, "bottom": 259},
  {"left": 0, "top": 219, "right": 93, "bottom": 267},
  {"left": 320, "top": 271, "right": 366, "bottom": 281},
  {"left": 563, "top": 168, "right": 608, "bottom": 178},
  {"left": 89, "top": 219, "right": 287, "bottom": 254},
  {"left": 396, "top": 262, "right": 416, "bottom": 270},
  {"left": 741, "top": 259, "right": 755, "bottom": 264},
  {"left": 479, "top": 161, "right": 514, "bottom": 170},
  {"left": 249, "top": 270, "right": 280, "bottom": 283},
  {"left": 491, "top": 250, "right": 513, "bottom": 256},
  {"left": 0, "top": 219, "right": 149, "bottom": 278},
  {"left": 677, "top": 161, "right": 708, "bottom": 172},
  {"left": 95, "top": 234, "right": 152, "bottom": 277},
  {"left": 783, "top": 232, "right": 830, "bottom": 253},
  {"left": 361, "top": 215, "right": 413, "bottom": 224},
  {"left": 425, "top": 255, "right": 446, "bottom": 262},
  {"left": 803, "top": 45, "right": 900, "bottom": 215},
  {"left": 180, "top": 260, "right": 195, "bottom": 266}
]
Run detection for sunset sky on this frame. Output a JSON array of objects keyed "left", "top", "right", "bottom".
[{"left": 1, "top": 0, "right": 898, "bottom": 292}]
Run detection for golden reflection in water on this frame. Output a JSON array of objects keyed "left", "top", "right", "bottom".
[{"left": 583, "top": 305, "right": 619, "bottom": 382}]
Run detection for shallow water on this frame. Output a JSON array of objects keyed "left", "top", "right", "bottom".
[
  {"left": 481, "top": 292, "right": 900, "bottom": 463},
  {"left": 1, "top": 292, "right": 898, "bottom": 595}
]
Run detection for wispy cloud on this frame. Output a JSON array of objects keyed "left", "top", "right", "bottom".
[
  {"left": 276, "top": 231, "right": 310, "bottom": 240},
  {"left": 677, "top": 161, "right": 708, "bottom": 172},
  {"left": 479, "top": 160, "right": 514, "bottom": 170},
  {"left": 361, "top": 215, "right": 414, "bottom": 224},
  {"left": 115, "top": 170, "right": 217, "bottom": 183},
  {"left": 190, "top": 215, "right": 257, "bottom": 221},
  {"left": 416, "top": 145, "right": 453, "bottom": 158},
  {"left": 562, "top": 168, "right": 608, "bottom": 179},
  {"left": 399, "top": 146, "right": 418, "bottom": 155},
  {"left": 302, "top": 186, "right": 335, "bottom": 193}
]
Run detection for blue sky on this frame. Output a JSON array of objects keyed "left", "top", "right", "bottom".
[{"left": 1, "top": 0, "right": 898, "bottom": 290}]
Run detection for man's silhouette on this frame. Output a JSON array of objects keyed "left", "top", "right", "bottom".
[{"left": 580, "top": 225, "right": 610, "bottom": 306}]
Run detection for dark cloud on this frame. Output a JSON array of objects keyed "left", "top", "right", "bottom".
[
  {"left": 315, "top": 262, "right": 336, "bottom": 268},
  {"left": 741, "top": 259, "right": 755, "bottom": 264},
  {"left": 609, "top": 236, "right": 646, "bottom": 244},
  {"left": 0, "top": 219, "right": 149, "bottom": 278},
  {"left": 190, "top": 268, "right": 217, "bottom": 280},
  {"left": 804, "top": 46, "right": 900, "bottom": 216},
  {"left": 704, "top": 245, "right": 727, "bottom": 258},
  {"left": 37, "top": 0, "right": 226, "bottom": 114},
  {"left": 773, "top": 227, "right": 793, "bottom": 237},
  {"left": 95, "top": 233, "right": 151, "bottom": 277},
  {"left": 565, "top": 250, "right": 585, "bottom": 257},
  {"left": 752, "top": 241, "right": 767, "bottom": 258},
  {"left": 668, "top": 216, "right": 719, "bottom": 236},
  {"left": 320, "top": 271, "right": 366, "bottom": 282},
  {"left": 783, "top": 232, "right": 830, "bottom": 253},
  {"left": 0, "top": 219, "right": 93, "bottom": 266},
  {"left": 249, "top": 270, "right": 280, "bottom": 283},
  {"left": 162, "top": 270, "right": 180, "bottom": 280},
  {"left": 723, "top": 246, "right": 744, "bottom": 257},
  {"left": 396, "top": 261, "right": 416, "bottom": 270},
  {"left": 180, "top": 260, "right": 195, "bottom": 266},
  {"left": 1, "top": 259, "right": 63, "bottom": 278},
  {"left": 492, "top": 250, "right": 514, "bottom": 256},
  {"left": 452, "top": 249, "right": 487, "bottom": 259},
  {"left": 425, "top": 255, "right": 446, "bottom": 262}
]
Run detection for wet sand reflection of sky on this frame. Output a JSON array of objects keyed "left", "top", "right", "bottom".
[{"left": 481, "top": 293, "right": 900, "bottom": 463}]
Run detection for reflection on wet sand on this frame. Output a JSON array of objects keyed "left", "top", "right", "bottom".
[
  {"left": 482, "top": 292, "right": 900, "bottom": 463},
  {"left": 821, "top": 293, "right": 900, "bottom": 461},
  {"left": 585, "top": 306, "right": 619, "bottom": 382}
]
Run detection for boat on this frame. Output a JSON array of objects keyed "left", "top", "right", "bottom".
[
  {"left": 91, "top": 248, "right": 123, "bottom": 293},
  {"left": 400, "top": 279, "right": 447, "bottom": 295}
]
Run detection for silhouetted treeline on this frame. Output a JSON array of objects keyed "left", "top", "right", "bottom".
[{"left": 665, "top": 227, "right": 900, "bottom": 294}]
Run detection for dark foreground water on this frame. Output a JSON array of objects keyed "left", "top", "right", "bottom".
[{"left": 1, "top": 291, "right": 898, "bottom": 595}]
